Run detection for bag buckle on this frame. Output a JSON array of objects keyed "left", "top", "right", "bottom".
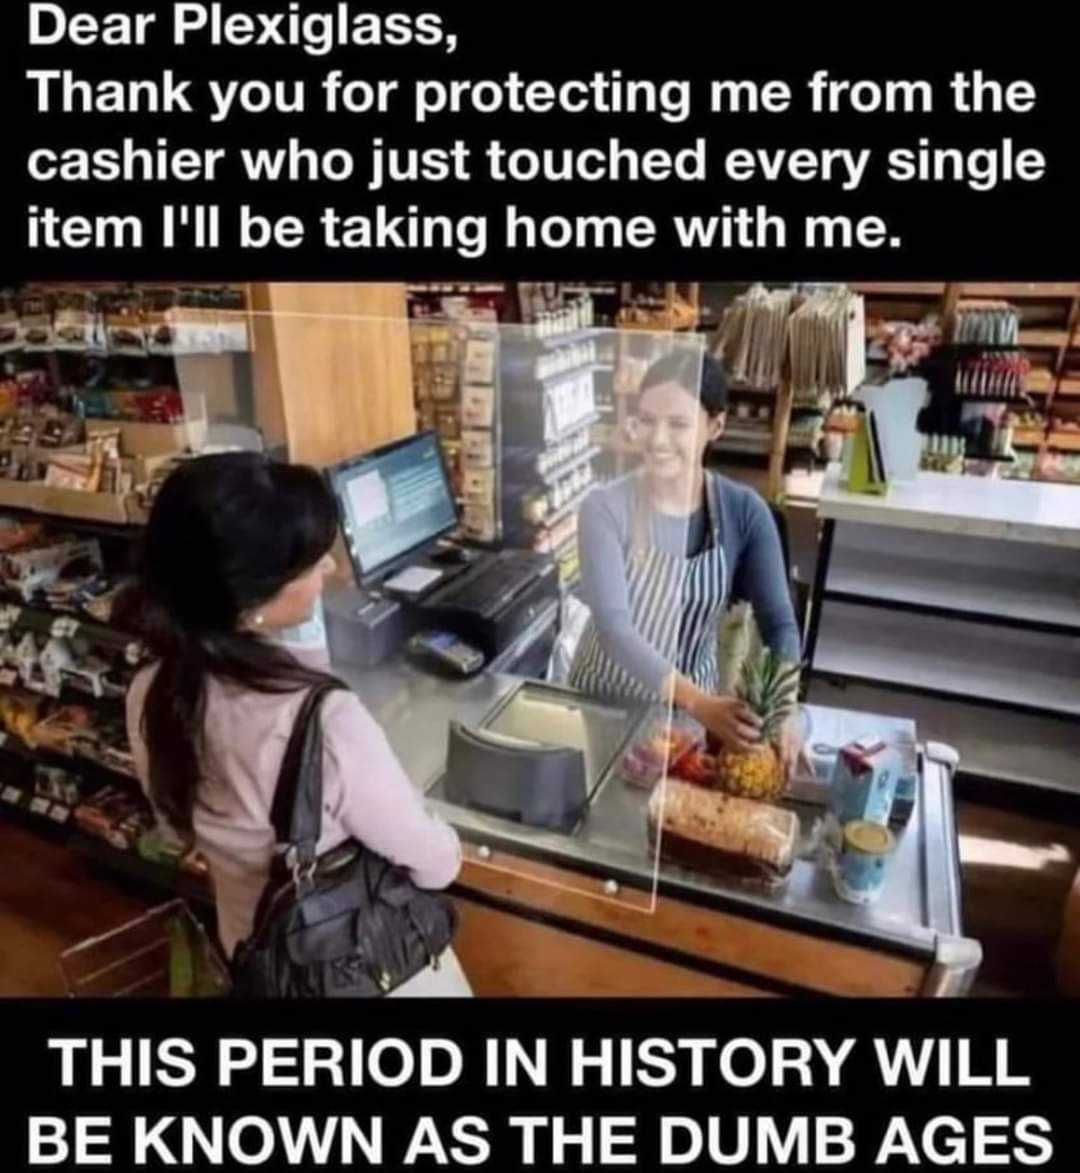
[{"left": 286, "top": 846, "right": 317, "bottom": 887}]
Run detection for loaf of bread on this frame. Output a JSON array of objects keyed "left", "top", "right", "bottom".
[{"left": 647, "top": 779, "right": 798, "bottom": 887}]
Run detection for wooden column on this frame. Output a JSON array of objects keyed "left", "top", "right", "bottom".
[{"left": 249, "top": 283, "right": 415, "bottom": 466}]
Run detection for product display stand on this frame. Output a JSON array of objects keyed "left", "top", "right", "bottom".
[{"left": 500, "top": 313, "right": 603, "bottom": 587}]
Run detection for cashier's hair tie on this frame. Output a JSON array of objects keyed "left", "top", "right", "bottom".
[{"left": 134, "top": 452, "right": 344, "bottom": 833}]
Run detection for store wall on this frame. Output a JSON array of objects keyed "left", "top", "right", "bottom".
[{"left": 249, "top": 283, "right": 415, "bottom": 466}]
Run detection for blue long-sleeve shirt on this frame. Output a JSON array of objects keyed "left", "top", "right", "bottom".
[{"left": 576, "top": 473, "right": 801, "bottom": 694}]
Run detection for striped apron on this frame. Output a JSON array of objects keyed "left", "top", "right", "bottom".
[{"left": 568, "top": 473, "right": 728, "bottom": 703}]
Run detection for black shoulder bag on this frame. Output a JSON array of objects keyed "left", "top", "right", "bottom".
[{"left": 231, "top": 683, "right": 458, "bottom": 997}]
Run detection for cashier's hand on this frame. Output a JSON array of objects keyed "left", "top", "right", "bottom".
[
  {"left": 779, "top": 715, "right": 812, "bottom": 783},
  {"left": 693, "top": 695, "right": 762, "bottom": 753}
]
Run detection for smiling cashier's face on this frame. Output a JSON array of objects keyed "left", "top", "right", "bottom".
[{"left": 635, "top": 381, "right": 724, "bottom": 489}]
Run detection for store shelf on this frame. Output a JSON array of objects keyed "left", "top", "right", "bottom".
[
  {"left": 0, "top": 597, "right": 140, "bottom": 656},
  {"left": 1014, "top": 429, "right": 1080, "bottom": 452},
  {"left": 806, "top": 677, "right": 1080, "bottom": 801},
  {"left": 69, "top": 830, "right": 213, "bottom": 908},
  {"left": 0, "top": 503, "right": 142, "bottom": 540},
  {"left": 952, "top": 394, "right": 1031, "bottom": 405},
  {"left": 0, "top": 790, "right": 74, "bottom": 839},
  {"left": 544, "top": 412, "right": 601, "bottom": 447},
  {"left": 852, "top": 283, "right": 946, "bottom": 296},
  {"left": 522, "top": 486, "right": 592, "bottom": 533},
  {"left": 525, "top": 327, "right": 606, "bottom": 351},
  {"left": 712, "top": 430, "right": 819, "bottom": 456},
  {"left": 1019, "top": 328, "right": 1073, "bottom": 348},
  {"left": 959, "top": 283, "right": 1080, "bottom": 299},
  {"left": 1019, "top": 374, "right": 1080, "bottom": 397},
  {"left": 535, "top": 446, "right": 602, "bottom": 487},
  {"left": 813, "top": 600, "right": 1080, "bottom": 720},
  {"left": 0, "top": 730, "right": 136, "bottom": 787},
  {"left": 825, "top": 544, "right": 1080, "bottom": 635}
]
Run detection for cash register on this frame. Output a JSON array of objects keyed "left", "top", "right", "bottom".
[{"left": 324, "top": 431, "right": 558, "bottom": 669}]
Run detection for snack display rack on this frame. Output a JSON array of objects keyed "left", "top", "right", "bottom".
[
  {"left": 500, "top": 305, "right": 605, "bottom": 589},
  {"left": 408, "top": 287, "right": 506, "bottom": 546},
  {"left": 0, "top": 284, "right": 237, "bottom": 905}
]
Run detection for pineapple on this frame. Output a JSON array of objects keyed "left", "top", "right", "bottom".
[{"left": 713, "top": 604, "right": 800, "bottom": 800}]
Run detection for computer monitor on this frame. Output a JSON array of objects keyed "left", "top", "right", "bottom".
[{"left": 327, "top": 431, "right": 458, "bottom": 582}]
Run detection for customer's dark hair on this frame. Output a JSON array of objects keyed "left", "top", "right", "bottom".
[
  {"left": 639, "top": 349, "right": 728, "bottom": 418},
  {"left": 121, "top": 453, "right": 341, "bottom": 834}
]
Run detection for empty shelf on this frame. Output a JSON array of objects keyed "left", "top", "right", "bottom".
[
  {"left": 826, "top": 545, "right": 1080, "bottom": 632},
  {"left": 813, "top": 600, "right": 1080, "bottom": 718},
  {"left": 807, "top": 678, "right": 1080, "bottom": 798}
]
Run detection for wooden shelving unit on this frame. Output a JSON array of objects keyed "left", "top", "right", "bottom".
[{"left": 854, "top": 282, "right": 1080, "bottom": 480}]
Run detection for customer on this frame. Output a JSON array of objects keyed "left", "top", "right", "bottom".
[
  {"left": 570, "top": 350, "right": 804, "bottom": 775},
  {"left": 124, "top": 453, "right": 470, "bottom": 996}
]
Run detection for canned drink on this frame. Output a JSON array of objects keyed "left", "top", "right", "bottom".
[
  {"left": 835, "top": 820, "right": 895, "bottom": 905},
  {"left": 830, "top": 737, "right": 900, "bottom": 826}
]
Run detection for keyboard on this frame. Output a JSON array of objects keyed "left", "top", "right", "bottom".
[{"left": 428, "top": 554, "right": 547, "bottom": 617}]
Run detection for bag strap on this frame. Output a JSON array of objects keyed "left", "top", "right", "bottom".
[{"left": 269, "top": 681, "right": 343, "bottom": 877}]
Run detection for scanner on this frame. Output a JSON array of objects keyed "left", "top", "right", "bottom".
[{"left": 445, "top": 721, "right": 587, "bottom": 832}]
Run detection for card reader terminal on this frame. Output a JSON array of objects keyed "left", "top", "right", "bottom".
[{"left": 407, "top": 630, "right": 485, "bottom": 677}]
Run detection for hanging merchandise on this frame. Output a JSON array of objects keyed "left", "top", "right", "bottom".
[
  {"left": 715, "top": 285, "right": 794, "bottom": 388},
  {"left": 787, "top": 287, "right": 866, "bottom": 410},
  {"left": 954, "top": 351, "right": 1030, "bottom": 399},
  {"left": 953, "top": 301, "right": 1019, "bottom": 346}
]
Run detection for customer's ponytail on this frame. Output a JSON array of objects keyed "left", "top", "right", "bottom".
[{"left": 127, "top": 454, "right": 342, "bottom": 833}]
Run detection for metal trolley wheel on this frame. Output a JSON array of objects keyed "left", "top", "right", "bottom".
[{"left": 58, "top": 899, "right": 232, "bottom": 998}]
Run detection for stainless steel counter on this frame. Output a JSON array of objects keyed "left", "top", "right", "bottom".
[{"left": 336, "top": 656, "right": 974, "bottom": 971}]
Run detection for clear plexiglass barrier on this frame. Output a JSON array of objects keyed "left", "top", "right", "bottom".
[{"left": 169, "top": 309, "right": 722, "bottom": 914}]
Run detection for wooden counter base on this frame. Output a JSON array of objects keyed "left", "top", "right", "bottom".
[{"left": 452, "top": 847, "right": 928, "bottom": 998}]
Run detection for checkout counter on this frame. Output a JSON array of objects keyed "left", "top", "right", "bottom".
[
  {"left": 332, "top": 637, "right": 981, "bottom": 999},
  {"left": 320, "top": 431, "right": 979, "bottom": 996}
]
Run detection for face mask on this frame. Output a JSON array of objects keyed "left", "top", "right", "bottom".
[{"left": 271, "top": 596, "right": 328, "bottom": 654}]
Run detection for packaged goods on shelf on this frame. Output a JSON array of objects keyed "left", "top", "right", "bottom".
[
  {"left": 102, "top": 290, "right": 146, "bottom": 356},
  {"left": 461, "top": 430, "right": 494, "bottom": 469},
  {"left": 787, "top": 287, "right": 866, "bottom": 407},
  {"left": 920, "top": 434, "right": 968, "bottom": 473},
  {"left": 0, "top": 293, "right": 18, "bottom": 353},
  {"left": 954, "top": 351, "right": 1030, "bottom": 398},
  {"left": 18, "top": 292, "right": 53, "bottom": 352},
  {"left": 53, "top": 291, "right": 101, "bottom": 352},
  {"left": 34, "top": 764, "right": 83, "bottom": 807},
  {"left": 1, "top": 537, "right": 104, "bottom": 602},
  {"left": 461, "top": 384, "right": 494, "bottom": 428},
  {"left": 74, "top": 785, "right": 154, "bottom": 852},
  {"left": 716, "top": 284, "right": 795, "bottom": 388},
  {"left": 954, "top": 301, "right": 1019, "bottom": 346},
  {"left": 76, "top": 388, "right": 187, "bottom": 425}
]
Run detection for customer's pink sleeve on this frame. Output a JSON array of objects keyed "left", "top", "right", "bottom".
[{"left": 319, "top": 691, "right": 462, "bottom": 890}]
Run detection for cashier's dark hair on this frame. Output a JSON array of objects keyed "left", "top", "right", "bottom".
[
  {"left": 639, "top": 349, "right": 728, "bottom": 418},
  {"left": 123, "top": 453, "right": 342, "bottom": 834}
]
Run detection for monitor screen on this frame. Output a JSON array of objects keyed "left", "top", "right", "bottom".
[{"left": 329, "top": 431, "right": 458, "bottom": 579}]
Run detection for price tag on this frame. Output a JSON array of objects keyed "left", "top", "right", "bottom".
[
  {"left": 51, "top": 617, "right": 80, "bottom": 640},
  {"left": 1, "top": 786, "right": 22, "bottom": 804},
  {"left": 48, "top": 805, "right": 71, "bottom": 825},
  {"left": 0, "top": 606, "right": 21, "bottom": 632},
  {"left": 30, "top": 796, "right": 51, "bottom": 816},
  {"left": 125, "top": 641, "right": 145, "bottom": 667}
]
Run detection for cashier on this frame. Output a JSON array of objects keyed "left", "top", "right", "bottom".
[{"left": 569, "top": 351, "right": 804, "bottom": 767}]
